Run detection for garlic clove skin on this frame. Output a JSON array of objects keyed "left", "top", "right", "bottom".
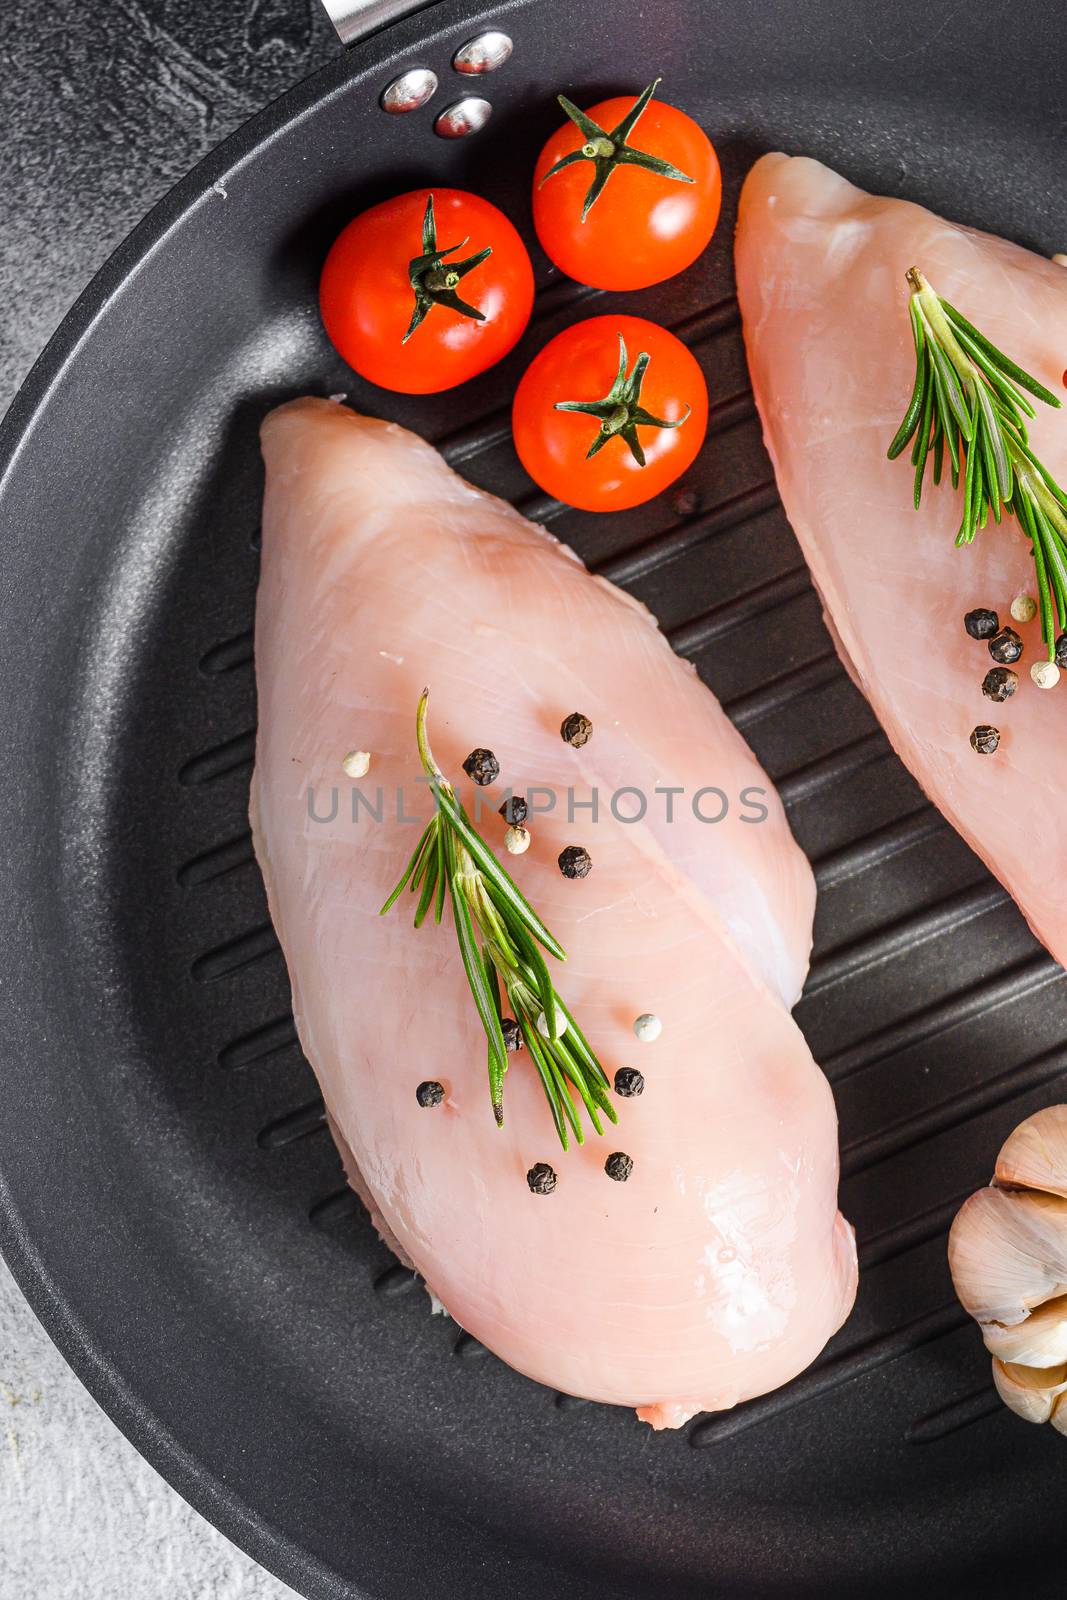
[
  {"left": 983, "top": 1294, "right": 1067, "bottom": 1367},
  {"left": 995, "top": 1104, "right": 1067, "bottom": 1198},
  {"left": 992, "top": 1357, "right": 1067, "bottom": 1424},
  {"left": 950, "top": 1104, "right": 1067, "bottom": 1433},
  {"left": 947, "top": 1185, "right": 1067, "bottom": 1327}
]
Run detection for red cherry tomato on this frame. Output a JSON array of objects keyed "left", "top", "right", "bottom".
[
  {"left": 532, "top": 84, "right": 721, "bottom": 291},
  {"left": 320, "top": 188, "right": 534, "bottom": 394},
  {"left": 512, "top": 314, "right": 708, "bottom": 512}
]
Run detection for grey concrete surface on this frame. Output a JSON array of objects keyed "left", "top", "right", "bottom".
[{"left": 0, "top": 3, "right": 337, "bottom": 1594}]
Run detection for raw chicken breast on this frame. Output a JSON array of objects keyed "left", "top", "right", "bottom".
[
  {"left": 251, "top": 398, "right": 856, "bottom": 1425},
  {"left": 737, "top": 153, "right": 1067, "bottom": 965}
]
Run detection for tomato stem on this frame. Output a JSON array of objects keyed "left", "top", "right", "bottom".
[
  {"left": 404, "top": 194, "right": 493, "bottom": 344},
  {"left": 425, "top": 267, "right": 461, "bottom": 293},
  {"left": 554, "top": 333, "right": 691, "bottom": 467},
  {"left": 539, "top": 78, "right": 695, "bottom": 222}
]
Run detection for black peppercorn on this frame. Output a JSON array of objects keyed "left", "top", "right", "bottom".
[
  {"left": 982, "top": 667, "right": 1018, "bottom": 703},
  {"left": 501, "top": 1017, "right": 523, "bottom": 1053},
  {"left": 613, "top": 1067, "right": 645, "bottom": 1098},
  {"left": 558, "top": 845, "right": 592, "bottom": 879},
  {"left": 462, "top": 748, "right": 499, "bottom": 786},
  {"left": 416, "top": 1080, "right": 445, "bottom": 1108},
  {"left": 560, "top": 712, "right": 593, "bottom": 748},
  {"left": 1056, "top": 634, "right": 1067, "bottom": 669},
  {"left": 605, "top": 1152, "right": 633, "bottom": 1182},
  {"left": 498, "top": 794, "right": 528, "bottom": 826},
  {"left": 970, "top": 724, "right": 1000, "bottom": 755},
  {"left": 964, "top": 607, "right": 999, "bottom": 640},
  {"left": 988, "top": 627, "right": 1023, "bottom": 664},
  {"left": 526, "top": 1162, "right": 557, "bottom": 1195}
]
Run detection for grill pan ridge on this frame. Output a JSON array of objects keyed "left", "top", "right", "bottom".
[{"left": 2, "top": 0, "right": 1067, "bottom": 1595}]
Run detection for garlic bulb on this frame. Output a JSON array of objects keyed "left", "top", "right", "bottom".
[
  {"left": 992, "top": 1358, "right": 1067, "bottom": 1425},
  {"left": 949, "top": 1105, "right": 1067, "bottom": 1432},
  {"left": 996, "top": 1104, "right": 1067, "bottom": 1196},
  {"left": 948, "top": 1186, "right": 1067, "bottom": 1326},
  {"left": 983, "top": 1294, "right": 1067, "bottom": 1366}
]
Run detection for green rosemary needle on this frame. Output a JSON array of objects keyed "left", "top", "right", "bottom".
[
  {"left": 888, "top": 265, "right": 1067, "bottom": 660},
  {"left": 380, "top": 690, "right": 618, "bottom": 1149}
]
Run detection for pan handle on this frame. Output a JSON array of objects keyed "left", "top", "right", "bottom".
[{"left": 318, "top": 0, "right": 433, "bottom": 45}]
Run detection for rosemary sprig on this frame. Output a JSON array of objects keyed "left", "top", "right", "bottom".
[
  {"left": 888, "top": 266, "right": 1067, "bottom": 659},
  {"left": 380, "top": 690, "right": 617, "bottom": 1149}
]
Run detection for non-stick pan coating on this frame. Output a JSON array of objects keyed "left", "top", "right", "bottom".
[{"left": 2, "top": 1, "right": 1067, "bottom": 1594}]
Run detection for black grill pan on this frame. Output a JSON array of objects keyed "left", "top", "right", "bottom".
[{"left": 2, "top": 1, "right": 1067, "bottom": 1595}]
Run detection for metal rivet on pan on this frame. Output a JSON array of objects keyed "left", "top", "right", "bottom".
[
  {"left": 453, "top": 31, "right": 513, "bottom": 74},
  {"left": 380, "top": 68, "right": 438, "bottom": 114},
  {"left": 434, "top": 96, "right": 492, "bottom": 138}
]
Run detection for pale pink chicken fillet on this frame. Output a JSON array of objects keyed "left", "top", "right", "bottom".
[
  {"left": 737, "top": 154, "right": 1067, "bottom": 966},
  {"left": 251, "top": 398, "right": 856, "bottom": 1426}
]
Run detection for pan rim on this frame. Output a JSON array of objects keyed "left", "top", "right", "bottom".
[
  {"left": 0, "top": 14, "right": 435, "bottom": 1600},
  {"left": 0, "top": 12, "right": 585, "bottom": 1591}
]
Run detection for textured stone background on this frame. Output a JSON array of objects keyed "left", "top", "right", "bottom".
[
  {"left": 0, "top": 1257, "right": 302, "bottom": 1598},
  {"left": 1, "top": 0, "right": 336, "bottom": 400},
  {"left": 0, "top": 3, "right": 338, "bottom": 1594}
]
